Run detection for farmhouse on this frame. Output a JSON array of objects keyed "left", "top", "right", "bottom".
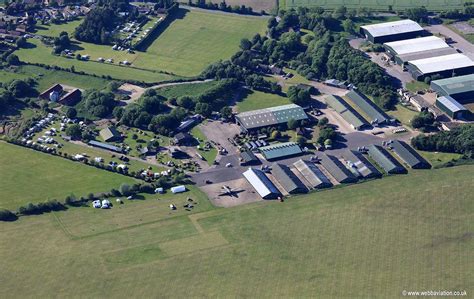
[
  {"left": 271, "top": 163, "right": 307, "bottom": 194},
  {"left": 259, "top": 142, "right": 303, "bottom": 161},
  {"left": 406, "top": 53, "right": 474, "bottom": 81},
  {"left": 388, "top": 140, "right": 430, "bottom": 169},
  {"left": 235, "top": 104, "right": 308, "bottom": 133},
  {"left": 99, "top": 126, "right": 122, "bottom": 142},
  {"left": 367, "top": 145, "right": 406, "bottom": 174},
  {"left": 435, "top": 96, "right": 469, "bottom": 120},
  {"left": 383, "top": 36, "right": 456, "bottom": 65},
  {"left": 242, "top": 167, "right": 281, "bottom": 199},
  {"left": 341, "top": 150, "right": 381, "bottom": 178},
  {"left": 324, "top": 95, "right": 369, "bottom": 130},
  {"left": 319, "top": 154, "right": 357, "bottom": 184},
  {"left": 430, "top": 74, "right": 474, "bottom": 103},
  {"left": 360, "top": 19, "right": 424, "bottom": 43},
  {"left": 346, "top": 90, "right": 391, "bottom": 126},
  {"left": 293, "top": 159, "right": 332, "bottom": 189}
]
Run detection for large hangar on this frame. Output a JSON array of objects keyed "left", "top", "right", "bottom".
[
  {"left": 383, "top": 36, "right": 457, "bottom": 65},
  {"left": 243, "top": 168, "right": 281, "bottom": 199},
  {"left": 360, "top": 19, "right": 424, "bottom": 43},
  {"left": 430, "top": 74, "right": 474, "bottom": 103},
  {"left": 406, "top": 53, "right": 474, "bottom": 81}
]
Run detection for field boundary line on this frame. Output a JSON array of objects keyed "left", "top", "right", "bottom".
[{"left": 51, "top": 212, "right": 76, "bottom": 239}]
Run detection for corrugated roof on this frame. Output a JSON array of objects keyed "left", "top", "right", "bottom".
[
  {"left": 408, "top": 53, "right": 474, "bottom": 75},
  {"left": 436, "top": 96, "right": 467, "bottom": 113},
  {"left": 398, "top": 47, "right": 458, "bottom": 64},
  {"left": 346, "top": 90, "right": 390, "bottom": 125},
  {"left": 319, "top": 154, "right": 357, "bottom": 183},
  {"left": 272, "top": 163, "right": 307, "bottom": 194},
  {"left": 325, "top": 95, "right": 368, "bottom": 129},
  {"left": 342, "top": 150, "right": 380, "bottom": 178},
  {"left": 390, "top": 140, "right": 430, "bottom": 169},
  {"left": 367, "top": 145, "right": 405, "bottom": 174},
  {"left": 384, "top": 36, "right": 449, "bottom": 55},
  {"left": 293, "top": 159, "right": 332, "bottom": 188},
  {"left": 236, "top": 104, "right": 307, "bottom": 130},
  {"left": 89, "top": 140, "right": 123, "bottom": 153},
  {"left": 361, "top": 19, "right": 423, "bottom": 38},
  {"left": 243, "top": 168, "right": 280, "bottom": 199},
  {"left": 430, "top": 74, "right": 474, "bottom": 96},
  {"left": 259, "top": 142, "right": 302, "bottom": 160},
  {"left": 240, "top": 151, "right": 259, "bottom": 164},
  {"left": 100, "top": 126, "right": 121, "bottom": 142}
]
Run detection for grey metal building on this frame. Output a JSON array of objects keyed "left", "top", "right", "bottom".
[
  {"left": 324, "top": 95, "right": 369, "bottom": 130},
  {"left": 435, "top": 96, "right": 469, "bottom": 120},
  {"left": 319, "top": 154, "right": 357, "bottom": 184},
  {"left": 341, "top": 150, "right": 381, "bottom": 178},
  {"left": 389, "top": 140, "right": 431, "bottom": 169},
  {"left": 272, "top": 163, "right": 307, "bottom": 194},
  {"left": 243, "top": 168, "right": 281, "bottom": 199},
  {"left": 406, "top": 53, "right": 474, "bottom": 81},
  {"left": 346, "top": 90, "right": 391, "bottom": 126},
  {"left": 367, "top": 145, "right": 406, "bottom": 174},
  {"left": 360, "top": 19, "right": 424, "bottom": 44},
  {"left": 430, "top": 74, "right": 474, "bottom": 103},
  {"left": 293, "top": 159, "right": 332, "bottom": 189}
]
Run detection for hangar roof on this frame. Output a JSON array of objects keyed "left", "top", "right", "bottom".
[
  {"left": 236, "top": 104, "right": 307, "bottom": 130},
  {"left": 243, "top": 168, "right": 280, "bottom": 199},
  {"left": 431, "top": 74, "right": 474, "bottom": 96},
  {"left": 407, "top": 53, "right": 474, "bottom": 75},
  {"left": 437, "top": 96, "right": 468, "bottom": 113},
  {"left": 360, "top": 19, "right": 423, "bottom": 37},
  {"left": 384, "top": 36, "right": 449, "bottom": 55}
]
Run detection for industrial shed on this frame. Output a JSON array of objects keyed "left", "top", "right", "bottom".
[
  {"left": 239, "top": 151, "right": 260, "bottom": 166},
  {"left": 430, "top": 74, "right": 474, "bottom": 103},
  {"left": 367, "top": 145, "right": 406, "bottom": 174},
  {"left": 243, "top": 168, "right": 281, "bottom": 199},
  {"left": 293, "top": 159, "right": 332, "bottom": 189},
  {"left": 341, "top": 150, "right": 381, "bottom": 178},
  {"left": 88, "top": 140, "right": 124, "bottom": 153},
  {"left": 324, "top": 95, "right": 369, "bottom": 130},
  {"left": 360, "top": 19, "right": 424, "bottom": 43},
  {"left": 259, "top": 142, "right": 302, "bottom": 161},
  {"left": 235, "top": 104, "right": 308, "bottom": 133},
  {"left": 406, "top": 53, "right": 474, "bottom": 81},
  {"left": 436, "top": 96, "right": 469, "bottom": 120},
  {"left": 346, "top": 90, "right": 391, "bottom": 126},
  {"left": 319, "top": 154, "right": 357, "bottom": 184},
  {"left": 383, "top": 36, "right": 456, "bottom": 65},
  {"left": 271, "top": 163, "right": 307, "bottom": 194},
  {"left": 389, "top": 140, "right": 430, "bottom": 169}
]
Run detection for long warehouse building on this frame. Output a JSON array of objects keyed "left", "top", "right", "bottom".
[
  {"left": 259, "top": 142, "right": 303, "bottom": 161},
  {"left": 243, "top": 168, "right": 281, "bottom": 199},
  {"left": 389, "top": 140, "right": 431, "bottom": 169},
  {"left": 346, "top": 90, "right": 391, "bottom": 126},
  {"left": 293, "top": 159, "right": 332, "bottom": 189},
  {"left": 360, "top": 19, "right": 424, "bottom": 43},
  {"left": 435, "top": 96, "right": 469, "bottom": 120},
  {"left": 367, "top": 145, "right": 406, "bottom": 174},
  {"left": 324, "top": 95, "right": 369, "bottom": 130},
  {"left": 341, "top": 150, "right": 381, "bottom": 178},
  {"left": 272, "top": 163, "right": 308, "bottom": 194},
  {"left": 319, "top": 154, "right": 357, "bottom": 184},
  {"left": 235, "top": 104, "right": 308, "bottom": 133},
  {"left": 406, "top": 53, "right": 474, "bottom": 81},
  {"left": 430, "top": 74, "right": 474, "bottom": 103},
  {"left": 383, "top": 36, "right": 457, "bottom": 65}
]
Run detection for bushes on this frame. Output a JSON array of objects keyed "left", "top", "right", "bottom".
[
  {"left": 17, "top": 200, "right": 66, "bottom": 216},
  {"left": 411, "top": 124, "right": 474, "bottom": 155},
  {"left": 0, "top": 209, "right": 17, "bottom": 222}
]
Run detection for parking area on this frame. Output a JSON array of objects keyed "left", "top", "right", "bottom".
[{"left": 199, "top": 120, "right": 240, "bottom": 155}]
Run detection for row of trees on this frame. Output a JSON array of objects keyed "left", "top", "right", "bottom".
[
  {"left": 188, "top": 0, "right": 257, "bottom": 15},
  {"left": 411, "top": 125, "right": 473, "bottom": 156}
]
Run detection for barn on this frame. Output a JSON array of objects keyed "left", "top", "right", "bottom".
[
  {"left": 360, "top": 19, "right": 424, "bottom": 44},
  {"left": 406, "top": 53, "right": 474, "bottom": 81}
]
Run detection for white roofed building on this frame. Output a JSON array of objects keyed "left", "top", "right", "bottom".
[
  {"left": 406, "top": 53, "right": 474, "bottom": 81},
  {"left": 360, "top": 19, "right": 425, "bottom": 43}
]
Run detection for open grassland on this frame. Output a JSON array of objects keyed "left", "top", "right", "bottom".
[
  {"left": 283, "top": 0, "right": 471, "bottom": 11},
  {"left": 178, "top": 0, "right": 276, "bottom": 13},
  {"left": 15, "top": 39, "right": 177, "bottom": 83},
  {"left": 133, "top": 8, "right": 267, "bottom": 76},
  {"left": 236, "top": 89, "right": 291, "bottom": 112},
  {"left": 155, "top": 80, "right": 218, "bottom": 99},
  {"left": 33, "top": 19, "right": 83, "bottom": 37},
  {"left": 387, "top": 104, "right": 418, "bottom": 127},
  {"left": 0, "top": 142, "right": 135, "bottom": 210},
  {"left": 0, "top": 165, "right": 472, "bottom": 297},
  {"left": 0, "top": 65, "right": 110, "bottom": 90}
]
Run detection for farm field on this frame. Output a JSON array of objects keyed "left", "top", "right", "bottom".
[
  {"left": 155, "top": 80, "right": 218, "bottom": 99},
  {"left": 0, "top": 142, "right": 136, "bottom": 210},
  {"left": 0, "top": 65, "right": 110, "bottom": 91},
  {"left": 0, "top": 165, "right": 472, "bottom": 297},
  {"left": 15, "top": 39, "right": 178, "bottom": 83},
  {"left": 236, "top": 89, "right": 291, "bottom": 112},
  {"left": 177, "top": 0, "right": 276, "bottom": 13},
  {"left": 133, "top": 8, "right": 268, "bottom": 76},
  {"left": 282, "top": 0, "right": 471, "bottom": 11}
]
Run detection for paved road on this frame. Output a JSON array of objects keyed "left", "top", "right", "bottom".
[{"left": 425, "top": 24, "right": 474, "bottom": 60}]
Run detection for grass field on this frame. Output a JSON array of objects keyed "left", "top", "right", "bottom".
[
  {"left": 155, "top": 81, "right": 218, "bottom": 99},
  {"left": 236, "top": 89, "right": 291, "bottom": 112},
  {"left": 0, "top": 65, "right": 110, "bottom": 91},
  {"left": 0, "top": 165, "right": 472, "bottom": 297},
  {"left": 0, "top": 142, "right": 136, "bottom": 210},
  {"left": 178, "top": 0, "right": 277, "bottom": 13},
  {"left": 387, "top": 104, "right": 418, "bottom": 127},
  {"left": 33, "top": 19, "right": 83, "bottom": 37},
  {"left": 191, "top": 125, "right": 218, "bottom": 165},
  {"left": 406, "top": 80, "right": 430, "bottom": 92},
  {"left": 133, "top": 8, "right": 268, "bottom": 76},
  {"left": 282, "top": 0, "right": 471, "bottom": 11}
]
